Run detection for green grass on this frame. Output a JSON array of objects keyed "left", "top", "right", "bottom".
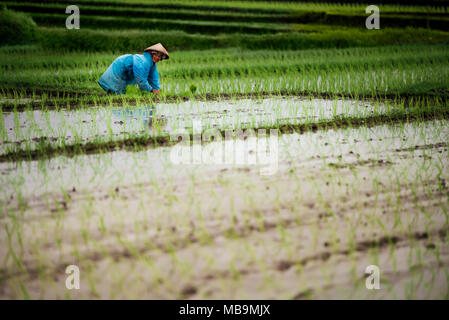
[
  {"left": 7, "top": 1, "right": 448, "bottom": 30},
  {"left": 3, "top": 0, "right": 449, "bottom": 52},
  {"left": 4, "top": 2, "right": 286, "bottom": 23},
  {"left": 31, "top": 24, "right": 449, "bottom": 52},
  {"left": 1, "top": 44, "right": 448, "bottom": 100},
  {"left": 17, "top": 0, "right": 447, "bottom": 14},
  {"left": 30, "top": 13, "right": 290, "bottom": 35}
]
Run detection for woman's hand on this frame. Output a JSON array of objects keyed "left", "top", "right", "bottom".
[{"left": 152, "top": 89, "right": 160, "bottom": 94}]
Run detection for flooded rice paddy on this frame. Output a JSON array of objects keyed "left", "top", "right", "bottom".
[
  {"left": 1, "top": 93, "right": 448, "bottom": 299},
  {"left": 0, "top": 97, "right": 390, "bottom": 154}
]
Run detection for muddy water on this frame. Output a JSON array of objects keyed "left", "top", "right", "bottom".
[
  {"left": 1, "top": 119, "right": 447, "bottom": 203},
  {"left": 0, "top": 98, "right": 41, "bottom": 105},
  {"left": 0, "top": 97, "right": 390, "bottom": 153},
  {"left": 1, "top": 119, "right": 448, "bottom": 299}
]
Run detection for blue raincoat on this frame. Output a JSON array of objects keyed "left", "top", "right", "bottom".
[{"left": 98, "top": 52, "right": 160, "bottom": 94}]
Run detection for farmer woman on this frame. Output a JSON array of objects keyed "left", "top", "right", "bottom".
[{"left": 97, "top": 43, "right": 169, "bottom": 95}]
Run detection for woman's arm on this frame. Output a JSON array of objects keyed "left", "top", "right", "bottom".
[
  {"left": 132, "top": 55, "right": 153, "bottom": 92},
  {"left": 148, "top": 64, "right": 161, "bottom": 94}
]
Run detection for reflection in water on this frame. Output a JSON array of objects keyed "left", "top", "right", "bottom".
[
  {"left": 1, "top": 97, "right": 391, "bottom": 151},
  {"left": 111, "top": 105, "right": 156, "bottom": 129}
]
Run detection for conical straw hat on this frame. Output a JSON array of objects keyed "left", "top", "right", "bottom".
[{"left": 144, "top": 43, "right": 169, "bottom": 60}]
